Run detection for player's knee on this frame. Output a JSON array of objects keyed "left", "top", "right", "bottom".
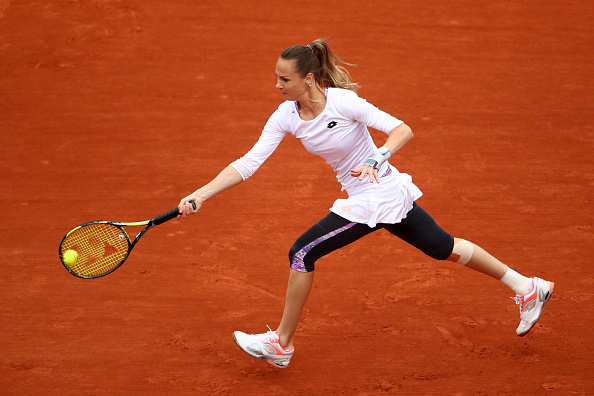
[
  {"left": 416, "top": 234, "right": 455, "bottom": 261},
  {"left": 447, "top": 239, "right": 474, "bottom": 265},
  {"left": 289, "top": 243, "right": 315, "bottom": 273}
]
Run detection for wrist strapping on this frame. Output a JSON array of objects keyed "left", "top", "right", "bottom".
[{"left": 364, "top": 147, "right": 392, "bottom": 170}]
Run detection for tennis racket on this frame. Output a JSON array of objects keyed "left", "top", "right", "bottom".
[{"left": 59, "top": 201, "right": 196, "bottom": 279}]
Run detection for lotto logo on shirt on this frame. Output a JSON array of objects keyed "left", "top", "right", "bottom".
[{"left": 327, "top": 121, "right": 337, "bottom": 128}]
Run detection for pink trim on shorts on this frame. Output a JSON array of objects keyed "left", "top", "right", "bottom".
[{"left": 290, "top": 222, "right": 356, "bottom": 272}]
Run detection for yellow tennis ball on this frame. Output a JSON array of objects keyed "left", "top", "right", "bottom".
[{"left": 63, "top": 249, "right": 79, "bottom": 266}]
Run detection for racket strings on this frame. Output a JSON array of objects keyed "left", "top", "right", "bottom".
[{"left": 61, "top": 223, "right": 129, "bottom": 277}]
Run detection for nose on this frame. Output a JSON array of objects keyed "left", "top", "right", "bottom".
[{"left": 276, "top": 78, "right": 283, "bottom": 89}]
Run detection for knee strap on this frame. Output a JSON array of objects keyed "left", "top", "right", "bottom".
[{"left": 452, "top": 240, "right": 474, "bottom": 265}]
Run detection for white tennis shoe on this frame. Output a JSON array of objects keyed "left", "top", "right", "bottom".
[
  {"left": 233, "top": 326, "right": 294, "bottom": 368},
  {"left": 513, "top": 277, "right": 555, "bottom": 336}
]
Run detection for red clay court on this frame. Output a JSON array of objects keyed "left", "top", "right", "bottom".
[{"left": 1, "top": 1, "right": 592, "bottom": 394}]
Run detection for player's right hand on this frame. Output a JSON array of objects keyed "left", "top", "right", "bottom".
[
  {"left": 177, "top": 194, "right": 203, "bottom": 218},
  {"left": 350, "top": 164, "right": 380, "bottom": 183}
]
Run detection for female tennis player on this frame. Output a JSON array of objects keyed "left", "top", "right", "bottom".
[{"left": 178, "top": 39, "right": 554, "bottom": 369}]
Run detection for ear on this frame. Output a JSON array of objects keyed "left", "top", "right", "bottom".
[{"left": 305, "top": 72, "right": 315, "bottom": 86}]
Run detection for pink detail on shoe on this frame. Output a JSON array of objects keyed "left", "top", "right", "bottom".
[
  {"left": 514, "top": 277, "right": 555, "bottom": 336},
  {"left": 262, "top": 332, "right": 294, "bottom": 355}
]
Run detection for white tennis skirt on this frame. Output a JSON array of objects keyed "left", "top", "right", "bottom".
[{"left": 329, "top": 165, "right": 422, "bottom": 228}]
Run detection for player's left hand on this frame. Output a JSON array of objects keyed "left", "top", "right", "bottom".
[{"left": 350, "top": 164, "right": 380, "bottom": 183}]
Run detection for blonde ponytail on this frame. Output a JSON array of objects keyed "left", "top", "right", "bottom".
[{"left": 280, "top": 39, "right": 359, "bottom": 92}]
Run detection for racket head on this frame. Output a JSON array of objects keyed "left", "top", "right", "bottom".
[{"left": 59, "top": 222, "right": 131, "bottom": 279}]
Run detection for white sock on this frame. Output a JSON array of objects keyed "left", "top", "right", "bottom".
[{"left": 500, "top": 268, "right": 532, "bottom": 295}]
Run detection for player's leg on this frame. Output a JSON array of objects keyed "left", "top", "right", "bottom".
[
  {"left": 232, "top": 270, "right": 314, "bottom": 368},
  {"left": 446, "top": 237, "right": 554, "bottom": 335},
  {"left": 275, "top": 213, "right": 378, "bottom": 348},
  {"left": 233, "top": 212, "right": 377, "bottom": 368},
  {"left": 448, "top": 237, "right": 540, "bottom": 294},
  {"left": 382, "top": 202, "right": 455, "bottom": 261},
  {"left": 448, "top": 238, "right": 514, "bottom": 282},
  {"left": 232, "top": 270, "right": 312, "bottom": 369},
  {"left": 385, "top": 202, "right": 554, "bottom": 336},
  {"left": 384, "top": 203, "right": 525, "bottom": 291},
  {"left": 275, "top": 269, "right": 313, "bottom": 349}
]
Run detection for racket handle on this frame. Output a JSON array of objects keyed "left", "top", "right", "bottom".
[{"left": 153, "top": 201, "right": 196, "bottom": 226}]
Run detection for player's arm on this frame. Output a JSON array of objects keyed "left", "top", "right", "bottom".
[
  {"left": 178, "top": 111, "right": 287, "bottom": 216},
  {"left": 350, "top": 123, "right": 413, "bottom": 182},
  {"left": 381, "top": 123, "right": 414, "bottom": 155},
  {"left": 178, "top": 165, "right": 243, "bottom": 217}
]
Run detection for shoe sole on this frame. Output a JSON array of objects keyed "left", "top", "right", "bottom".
[
  {"left": 266, "top": 359, "right": 289, "bottom": 369},
  {"left": 517, "top": 282, "right": 555, "bottom": 337}
]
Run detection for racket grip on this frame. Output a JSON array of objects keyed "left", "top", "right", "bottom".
[{"left": 152, "top": 200, "right": 196, "bottom": 225}]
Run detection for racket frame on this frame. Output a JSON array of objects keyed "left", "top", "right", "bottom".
[{"left": 59, "top": 202, "right": 194, "bottom": 279}]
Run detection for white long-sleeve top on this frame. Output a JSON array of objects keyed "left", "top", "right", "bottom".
[{"left": 230, "top": 87, "right": 422, "bottom": 227}]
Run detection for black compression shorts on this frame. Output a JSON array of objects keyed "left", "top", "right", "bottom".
[{"left": 289, "top": 202, "right": 454, "bottom": 272}]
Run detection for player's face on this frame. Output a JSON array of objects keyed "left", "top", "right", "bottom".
[{"left": 275, "top": 58, "right": 308, "bottom": 101}]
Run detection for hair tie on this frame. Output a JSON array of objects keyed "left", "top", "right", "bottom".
[{"left": 306, "top": 44, "right": 314, "bottom": 52}]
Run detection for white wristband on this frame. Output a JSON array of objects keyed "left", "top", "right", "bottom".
[{"left": 364, "top": 147, "right": 392, "bottom": 170}]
